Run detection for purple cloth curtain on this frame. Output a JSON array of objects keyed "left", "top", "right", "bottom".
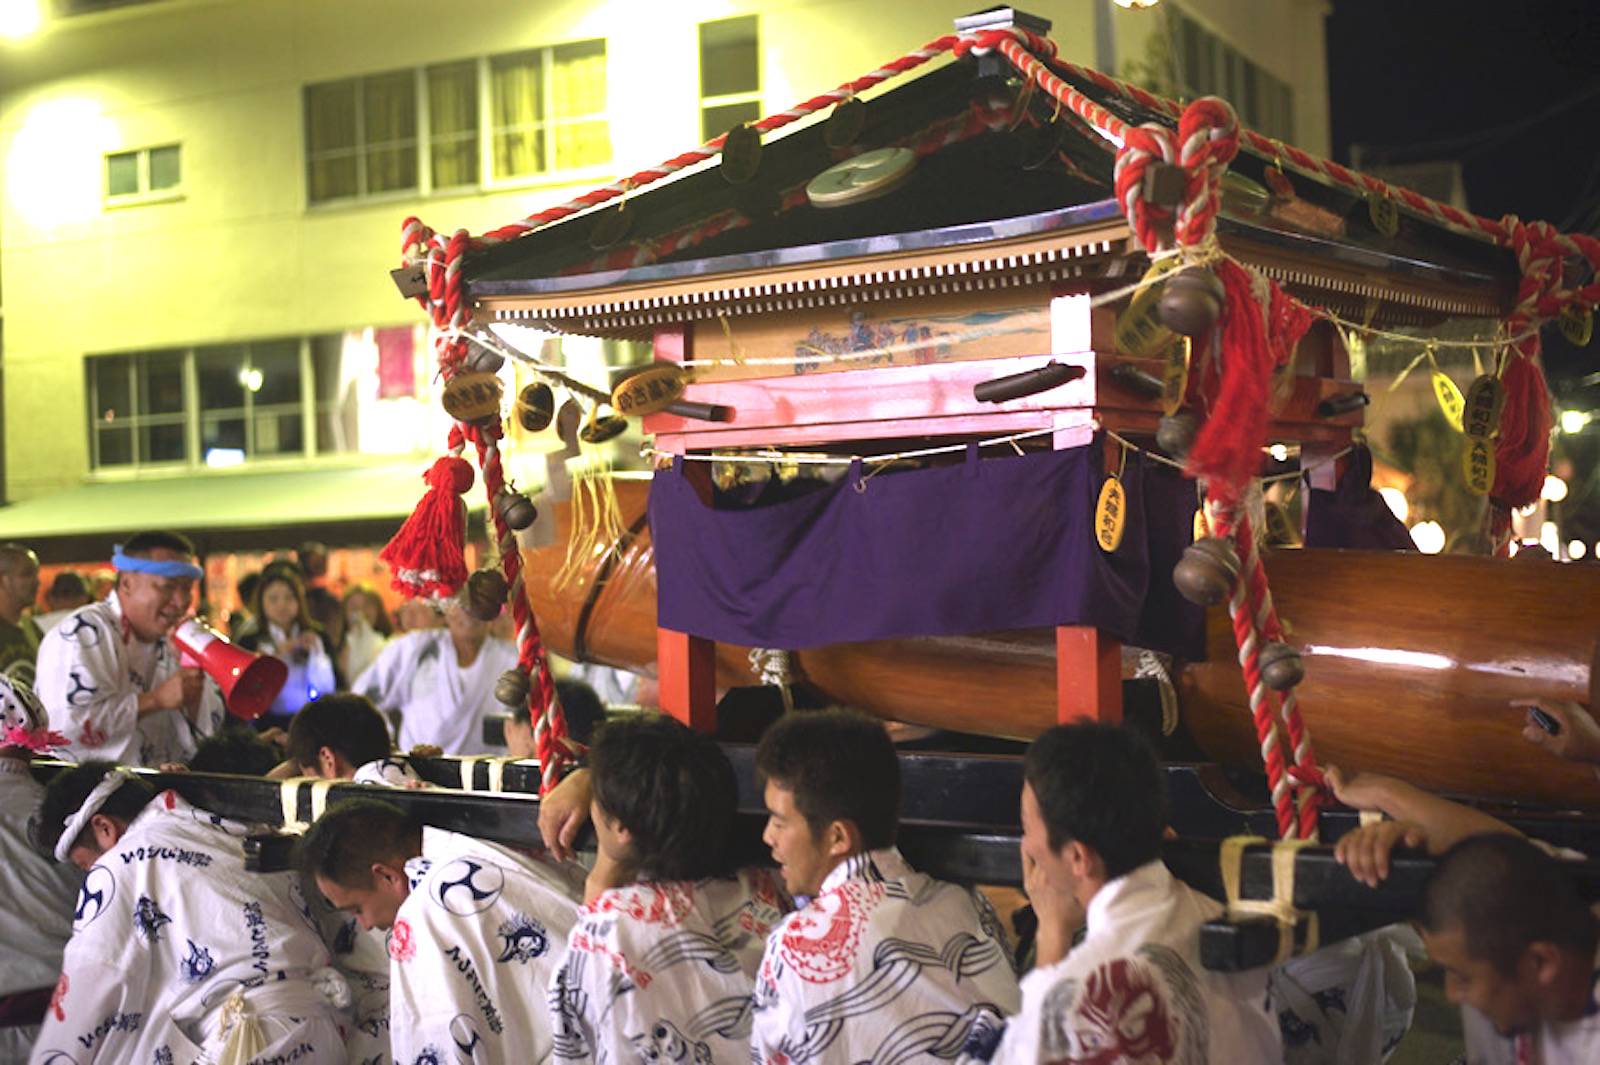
[
  {"left": 1304, "top": 444, "right": 1418, "bottom": 552},
  {"left": 650, "top": 438, "right": 1204, "bottom": 657}
]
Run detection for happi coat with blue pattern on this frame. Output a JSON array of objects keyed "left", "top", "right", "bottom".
[
  {"left": 388, "top": 828, "right": 583, "bottom": 1065},
  {"left": 29, "top": 790, "right": 346, "bottom": 1065}
]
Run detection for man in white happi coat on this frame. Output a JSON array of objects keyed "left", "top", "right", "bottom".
[
  {"left": 283, "top": 693, "right": 428, "bottom": 1065},
  {"left": 299, "top": 798, "right": 584, "bottom": 1065},
  {"left": 30, "top": 761, "right": 350, "bottom": 1065},
  {"left": 36, "top": 532, "right": 225, "bottom": 767},
  {"left": 352, "top": 601, "right": 515, "bottom": 756},
  {"left": 546, "top": 714, "right": 792, "bottom": 1065},
  {"left": 0, "top": 677, "right": 81, "bottom": 1065},
  {"left": 972, "top": 724, "right": 1280, "bottom": 1065},
  {"left": 1332, "top": 765, "right": 1600, "bottom": 1065},
  {"left": 749, "top": 709, "right": 1020, "bottom": 1065}
]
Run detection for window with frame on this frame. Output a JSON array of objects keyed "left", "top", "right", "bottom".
[
  {"left": 85, "top": 328, "right": 442, "bottom": 471},
  {"left": 105, "top": 144, "right": 182, "bottom": 203},
  {"left": 304, "top": 41, "right": 610, "bottom": 205},
  {"left": 699, "top": 16, "right": 761, "bottom": 143},
  {"left": 1174, "top": 12, "right": 1293, "bottom": 142}
]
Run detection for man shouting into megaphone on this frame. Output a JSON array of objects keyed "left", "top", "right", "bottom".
[{"left": 36, "top": 531, "right": 226, "bottom": 766}]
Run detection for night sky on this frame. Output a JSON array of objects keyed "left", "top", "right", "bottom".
[{"left": 1325, "top": 0, "right": 1600, "bottom": 390}]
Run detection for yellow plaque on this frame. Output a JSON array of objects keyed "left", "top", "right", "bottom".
[
  {"left": 1095, "top": 476, "right": 1127, "bottom": 553},
  {"left": 612, "top": 362, "right": 687, "bottom": 416},
  {"left": 1114, "top": 260, "right": 1180, "bottom": 357},
  {"left": 1368, "top": 193, "right": 1399, "bottom": 237},
  {"left": 1559, "top": 304, "right": 1594, "bottom": 347},
  {"left": 1463, "top": 437, "right": 1495, "bottom": 496},
  {"left": 1462, "top": 374, "right": 1505, "bottom": 442},
  {"left": 440, "top": 371, "right": 504, "bottom": 423},
  {"left": 1432, "top": 370, "right": 1465, "bottom": 432},
  {"left": 1161, "top": 338, "right": 1189, "bottom": 416}
]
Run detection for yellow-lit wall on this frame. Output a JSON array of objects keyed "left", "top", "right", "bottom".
[{"left": 0, "top": 0, "right": 1329, "bottom": 502}]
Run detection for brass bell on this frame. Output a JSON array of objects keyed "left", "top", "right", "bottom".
[
  {"left": 465, "top": 344, "right": 505, "bottom": 374},
  {"left": 1156, "top": 409, "right": 1201, "bottom": 460},
  {"left": 463, "top": 568, "right": 509, "bottom": 621},
  {"left": 579, "top": 413, "right": 629, "bottom": 444},
  {"left": 1158, "top": 266, "right": 1226, "bottom": 337},
  {"left": 1173, "top": 536, "right": 1239, "bottom": 606},
  {"left": 1258, "top": 640, "right": 1305, "bottom": 691},
  {"left": 497, "top": 492, "right": 537, "bottom": 531},
  {"left": 495, "top": 669, "right": 531, "bottom": 708}
]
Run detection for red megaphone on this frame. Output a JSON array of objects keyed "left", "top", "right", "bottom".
[{"left": 173, "top": 619, "right": 288, "bottom": 721}]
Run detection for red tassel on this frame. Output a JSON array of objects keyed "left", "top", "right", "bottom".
[
  {"left": 1185, "top": 261, "right": 1315, "bottom": 510},
  {"left": 1491, "top": 355, "right": 1554, "bottom": 511},
  {"left": 379, "top": 456, "right": 476, "bottom": 599}
]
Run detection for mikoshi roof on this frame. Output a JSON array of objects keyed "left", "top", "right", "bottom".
[{"left": 454, "top": 22, "right": 1535, "bottom": 343}]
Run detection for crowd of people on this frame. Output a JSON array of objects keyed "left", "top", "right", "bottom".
[{"left": 0, "top": 529, "right": 1597, "bottom": 1065}]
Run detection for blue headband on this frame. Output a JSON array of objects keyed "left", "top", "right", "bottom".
[{"left": 112, "top": 548, "right": 203, "bottom": 581}]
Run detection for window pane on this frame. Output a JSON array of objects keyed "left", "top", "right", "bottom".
[
  {"left": 428, "top": 61, "right": 478, "bottom": 187},
  {"left": 202, "top": 415, "right": 247, "bottom": 454},
  {"left": 140, "top": 351, "right": 185, "bottom": 415},
  {"left": 491, "top": 51, "right": 543, "bottom": 178},
  {"left": 253, "top": 411, "right": 303, "bottom": 455},
  {"left": 306, "top": 81, "right": 359, "bottom": 153},
  {"left": 197, "top": 344, "right": 247, "bottom": 413},
  {"left": 364, "top": 71, "right": 418, "bottom": 193},
  {"left": 97, "top": 425, "right": 133, "bottom": 467},
  {"left": 250, "top": 339, "right": 301, "bottom": 406},
  {"left": 552, "top": 120, "right": 609, "bottom": 171},
  {"left": 305, "top": 80, "right": 360, "bottom": 202},
  {"left": 702, "top": 101, "right": 761, "bottom": 144},
  {"left": 309, "top": 157, "right": 358, "bottom": 203},
  {"left": 312, "top": 333, "right": 354, "bottom": 455},
  {"left": 699, "top": 17, "right": 758, "bottom": 99},
  {"left": 552, "top": 40, "right": 607, "bottom": 117},
  {"left": 148, "top": 145, "right": 181, "bottom": 190},
  {"left": 106, "top": 151, "right": 140, "bottom": 196},
  {"left": 91, "top": 357, "right": 132, "bottom": 422},
  {"left": 141, "top": 422, "right": 187, "bottom": 463}
]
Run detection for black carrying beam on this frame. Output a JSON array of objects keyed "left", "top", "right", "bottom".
[{"left": 31, "top": 754, "right": 1600, "bottom": 972}]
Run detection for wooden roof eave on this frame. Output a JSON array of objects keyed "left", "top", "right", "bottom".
[{"left": 472, "top": 202, "right": 1518, "bottom": 342}]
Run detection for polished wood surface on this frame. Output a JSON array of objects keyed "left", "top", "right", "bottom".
[{"left": 522, "top": 478, "right": 1600, "bottom": 810}]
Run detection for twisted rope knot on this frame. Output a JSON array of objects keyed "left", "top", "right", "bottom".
[
  {"left": 1175, "top": 96, "right": 1239, "bottom": 248},
  {"left": 953, "top": 24, "right": 1055, "bottom": 61},
  {"left": 1113, "top": 123, "right": 1178, "bottom": 254}
]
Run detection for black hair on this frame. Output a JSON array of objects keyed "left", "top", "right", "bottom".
[
  {"left": 47, "top": 570, "right": 93, "bottom": 602},
  {"left": 543, "top": 679, "right": 607, "bottom": 745},
  {"left": 188, "top": 725, "right": 283, "bottom": 776},
  {"left": 1419, "top": 832, "right": 1600, "bottom": 975},
  {"left": 287, "top": 693, "right": 393, "bottom": 773},
  {"left": 121, "top": 531, "right": 196, "bottom": 558},
  {"left": 1023, "top": 723, "right": 1168, "bottom": 879},
  {"left": 295, "top": 799, "right": 421, "bottom": 889},
  {"left": 588, "top": 713, "right": 737, "bottom": 881},
  {"left": 754, "top": 709, "right": 899, "bottom": 850},
  {"left": 33, "top": 760, "right": 157, "bottom": 861}
]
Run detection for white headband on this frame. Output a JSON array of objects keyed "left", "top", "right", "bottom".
[{"left": 54, "top": 768, "right": 133, "bottom": 863}]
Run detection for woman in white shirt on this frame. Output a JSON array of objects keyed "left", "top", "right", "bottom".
[{"left": 237, "top": 568, "right": 340, "bottom": 728}]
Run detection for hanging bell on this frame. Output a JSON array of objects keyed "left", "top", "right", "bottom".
[
  {"left": 579, "top": 411, "right": 629, "bottom": 444},
  {"left": 464, "top": 344, "right": 505, "bottom": 374},
  {"left": 1156, "top": 409, "right": 1201, "bottom": 460},
  {"left": 463, "top": 568, "right": 510, "bottom": 621},
  {"left": 494, "top": 669, "right": 532, "bottom": 708},
  {"left": 1258, "top": 640, "right": 1305, "bottom": 691},
  {"left": 1158, "top": 266, "right": 1226, "bottom": 337},
  {"left": 1173, "top": 536, "right": 1240, "bottom": 606},
  {"left": 496, "top": 492, "right": 538, "bottom": 531}
]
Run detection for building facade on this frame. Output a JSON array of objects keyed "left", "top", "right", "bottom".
[{"left": 0, "top": 0, "right": 1330, "bottom": 556}]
